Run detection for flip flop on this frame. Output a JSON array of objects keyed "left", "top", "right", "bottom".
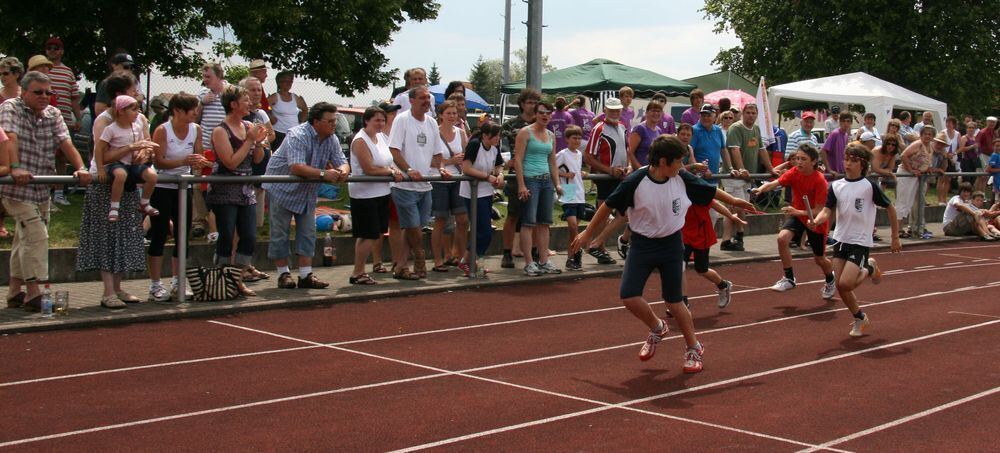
[
  {"left": 372, "top": 262, "right": 389, "bottom": 273},
  {"left": 6, "top": 292, "right": 25, "bottom": 308},
  {"left": 392, "top": 268, "right": 421, "bottom": 281},
  {"left": 432, "top": 264, "right": 450, "bottom": 272},
  {"left": 349, "top": 273, "right": 378, "bottom": 285}
]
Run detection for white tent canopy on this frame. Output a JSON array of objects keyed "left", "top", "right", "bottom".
[{"left": 767, "top": 72, "right": 948, "bottom": 133}]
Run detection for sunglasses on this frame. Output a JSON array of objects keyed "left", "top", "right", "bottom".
[{"left": 31, "top": 89, "right": 54, "bottom": 96}]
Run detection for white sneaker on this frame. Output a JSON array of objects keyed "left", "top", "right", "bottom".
[
  {"left": 820, "top": 278, "right": 836, "bottom": 300},
  {"left": 170, "top": 279, "right": 194, "bottom": 301},
  {"left": 53, "top": 194, "right": 71, "bottom": 206},
  {"left": 538, "top": 261, "right": 562, "bottom": 274},
  {"left": 148, "top": 282, "right": 171, "bottom": 302},
  {"left": 770, "top": 277, "right": 796, "bottom": 292},
  {"left": 524, "top": 262, "right": 543, "bottom": 277},
  {"left": 206, "top": 232, "right": 219, "bottom": 243},
  {"left": 849, "top": 313, "right": 871, "bottom": 337},
  {"left": 717, "top": 280, "right": 733, "bottom": 309}
]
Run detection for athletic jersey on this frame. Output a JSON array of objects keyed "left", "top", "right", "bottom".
[
  {"left": 585, "top": 120, "right": 628, "bottom": 170},
  {"left": 555, "top": 148, "right": 585, "bottom": 204},
  {"left": 461, "top": 138, "right": 504, "bottom": 199},
  {"left": 605, "top": 168, "right": 716, "bottom": 239},
  {"left": 682, "top": 203, "right": 717, "bottom": 250},
  {"left": 778, "top": 166, "right": 829, "bottom": 233},
  {"left": 825, "top": 177, "right": 891, "bottom": 247}
]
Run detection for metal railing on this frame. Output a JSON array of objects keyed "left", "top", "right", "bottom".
[{"left": 0, "top": 170, "right": 992, "bottom": 297}]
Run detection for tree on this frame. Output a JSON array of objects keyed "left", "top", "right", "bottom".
[
  {"left": 510, "top": 48, "right": 556, "bottom": 82},
  {"left": 468, "top": 56, "right": 502, "bottom": 104},
  {"left": 702, "top": 0, "right": 1000, "bottom": 117},
  {"left": 428, "top": 62, "right": 441, "bottom": 86},
  {"left": 1, "top": 0, "right": 439, "bottom": 96}
]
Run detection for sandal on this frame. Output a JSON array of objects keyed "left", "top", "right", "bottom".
[
  {"left": 349, "top": 273, "right": 378, "bottom": 285},
  {"left": 116, "top": 291, "right": 142, "bottom": 303},
  {"left": 899, "top": 228, "right": 912, "bottom": 239},
  {"left": 392, "top": 268, "right": 421, "bottom": 281},
  {"left": 139, "top": 204, "right": 160, "bottom": 217},
  {"left": 372, "top": 262, "right": 389, "bottom": 274},
  {"left": 237, "top": 283, "right": 257, "bottom": 297},
  {"left": 443, "top": 257, "right": 460, "bottom": 267},
  {"left": 432, "top": 264, "right": 450, "bottom": 272},
  {"left": 6, "top": 292, "right": 25, "bottom": 308},
  {"left": 413, "top": 260, "right": 428, "bottom": 279},
  {"left": 242, "top": 270, "right": 263, "bottom": 282},
  {"left": 101, "top": 295, "right": 126, "bottom": 309},
  {"left": 108, "top": 209, "right": 120, "bottom": 223},
  {"left": 249, "top": 266, "right": 270, "bottom": 280}
]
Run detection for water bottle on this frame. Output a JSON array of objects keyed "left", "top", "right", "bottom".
[
  {"left": 322, "top": 233, "right": 336, "bottom": 266},
  {"left": 40, "top": 283, "right": 53, "bottom": 318}
]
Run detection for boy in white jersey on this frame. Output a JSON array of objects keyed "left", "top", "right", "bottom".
[
  {"left": 809, "top": 144, "right": 901, "bottom": 337},
  {"left": 571, "top": 136, "right": 754, "bottom": 373},
  {"left": 556, "top": 126, "right": 587, "bottom": 270}
]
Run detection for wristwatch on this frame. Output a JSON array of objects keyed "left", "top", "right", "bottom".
[{"left": 319, "top": 170, "right": 326, "bottom": 179}]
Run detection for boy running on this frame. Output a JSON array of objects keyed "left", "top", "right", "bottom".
[
  {"left": 556, "top": 126, "right": 587, "bottom": 270},
  {"left": 753, "top": 143, "right": 837, "bottom": 298},
  {"left": 808, "top": 144, "right": 901, "bottom": 337},
  {"left": 571, "top": 135, "right": 754, "bottom": 372}
]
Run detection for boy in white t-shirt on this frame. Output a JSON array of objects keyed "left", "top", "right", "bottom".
[{"left": 556, "top": 126, "right": 587, "bottom": 270}]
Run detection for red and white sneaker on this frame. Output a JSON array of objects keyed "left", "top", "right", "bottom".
[
  {"left": 867, "top": 257, "right": 882, "bottom": 284},
  {"left": 682, "top": 343, "right": 705, "bottom": 373},
  {"left": 638, "top": 320, "right": 668, "bottom": 361}
]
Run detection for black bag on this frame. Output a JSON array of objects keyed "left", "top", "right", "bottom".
[{"left": 185, "top": 266, "right": 243, "bottom": 301}]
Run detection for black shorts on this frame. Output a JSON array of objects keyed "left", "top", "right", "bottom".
[
  {"left": 684, "top": 245, "right": 711, "bottom": 274},
  {"left": 782, "top": 217, "right": 827, "bottom": 257},
  {"left": 107, "top": 162, "right": 150, "bottom": 192},
  {"left": 620, "top": 231, "right": 685, "bottom": 303},
  {"left": 503, "top": 183, "right": 522, "bottom": 218},
  {"left": 350, "top": 195, "right": 390, "bottom": 240},
  {"left": 832, "top": 242, "right": 870, "bottom": 268},
  {"left": 596, "top": 178, "right": 621, "bottom": 201},
  {"left": 960, "top": 156, "right": 982, "bottom": 172}
]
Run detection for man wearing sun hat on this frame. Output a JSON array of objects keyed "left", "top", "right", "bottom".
[
  {"left": 248, "top": 59, "right": 272, "bottom": 114},
  {"left": 582, "top": 97, "right": 629, "bottom": 264}
]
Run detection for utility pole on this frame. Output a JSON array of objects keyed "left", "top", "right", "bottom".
[
  {"left": 525, "top": 0, "right": 542, "bottom": 89},
  {"left": 502, "top": 0, "right": 511, "bottom": 83}
]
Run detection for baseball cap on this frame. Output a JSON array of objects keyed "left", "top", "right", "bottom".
[
  {"left": 604, "top": 97, "right": 624, "bottom": 110},
  {"left": 700, "top": 103, "right": 716, "bottom": 114},
  {"left": 831, "top": 105, "right": 841, "bottom": 114},
  {"left": 111, "top": 53, "right": 134, "bottom": 66},
  {"left": 860, "top": 131, "right": 877, "bottom": 142},
  {"left": 27, "top": 55, "right": 53, "bottom": 71},
  {"left": 801, "top": 111, "right": 816, "bottom": 120},
  {"left": 378, "top": 101, "right": 402, "bottom": 113},
  {"left": 248, "top": 59, "right": 267, "bottom": 70},
  {"left": 45, "top": 37, "right": 63, "bottom": 49}
]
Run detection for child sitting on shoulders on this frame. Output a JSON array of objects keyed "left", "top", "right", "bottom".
[{"left": 96, "top": 95, "right": 160, "bottom": 222}]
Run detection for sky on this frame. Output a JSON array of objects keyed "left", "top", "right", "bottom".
[{"left": 143, "top": 0, "right": 741, "bottom": 106}]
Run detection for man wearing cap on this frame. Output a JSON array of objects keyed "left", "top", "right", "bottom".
[
  {"left": 582, "top": 97, "right": 630, "bottom": 265},
  {"left": 722, "top": 103, "right": 770, "bottom": 251},
  {"left": 94, "top": 53, "right": 135, "bottom": 116},
  {"left": 824, "top": 105, "right": 841, "bottom": 134},
  {"left": 691, "top": 103, "right": 732, "bottom": 187},
  {"left": 1, "top": 71, "right": 91, "bottom": 311},
  {"left": 785, "top": 112, "right": 819, "bottom": 160},
  {"left": 248, "top": 59, "right": 272, "bottom": 116}
]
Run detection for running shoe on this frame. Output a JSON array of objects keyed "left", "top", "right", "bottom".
[
  {"left": 867, "top": 257, "right": 882, "bottom": 284},
  {"left": 588, "top": 248, "right": 617, "bottom": 265},
  {"left": 501, "top": 253, "right": 515, "bottom": 269},
  {"left": 849, "top": 313, "right": 871, "bottom": 337},
  {"left": 565, "top": 258, "right": 582, "bottom": 271},
  {"left": 148, "top": 282, "right": 170, "bottom": 302},
  {"left": 524, "top": 262, "right": 543, "bottom": 277},
  {"left": 770, "top": 277, "right": 796, "bottom": 292},
  {"left": 820, "top": 277, "right": 836, "bottom": 300},
  {"left": 617, "top": 235, "right": 629, "bottom": 259},
  {"left": 170, "top": 279, "right": 194, "bottom": 301},
  {"left": 638, "top": 320, "right": 669, "bottom": 361},
  {"left": 538, "top": 261, "right": 562, "bottom": 274},
  {"left": 53, "top": 193, "right": 71, "bottom": 206},
  {"left": 682, "top": 342, "right": 705, "bottom": 373},
  {"left": 717, "top": 280, "right": 733, "bottom": 309}
]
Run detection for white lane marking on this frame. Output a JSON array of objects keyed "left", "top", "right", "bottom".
[
  {"left": 390, "top": 319, "right": 1000, "bottom": 452},
  {"left": 914, "top": 265, "right": 934, "bottom": 269},
  {"left": 948, "top": 311, "right": 1000, "bottom": 320},
  {"left": 5, "top": 260, "right": 999, "bottom": 388},
  {"left": 799, "top": 386, "right": 1000, "bottom": 452},
  {"left": 943, "top": 262, "right": 963, "bottom": 266}
]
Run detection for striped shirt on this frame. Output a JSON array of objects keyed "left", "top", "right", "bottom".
[
  {"left": 784, "top": 128, "right": 819, "bottom": 159},
  {"left": 0, "top": 98, "right": 70, "bottom": 203},
  {"left": 198, "top": 84, "right": 228, "bottom": 146},
  {"left": 263, "top": 122, "right": 348, "bottom": 214},
  {"left": 48, "top": 63, "right": 79, "bottom": 127}
]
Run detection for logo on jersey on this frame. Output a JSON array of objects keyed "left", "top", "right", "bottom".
[
  {"left": 416, "top": 132, "right": 427, "bottom": 146},
  {"left": 672, "top": 198, "right": 681, "bottom": 214},
  {"left": 854, "top": 198, "right": 864, "bottom": 212}
]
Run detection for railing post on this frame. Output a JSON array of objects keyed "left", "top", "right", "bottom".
[
  {"left": 176, "top": 176, "right": 189, "bottom": 300},
  {"left": 914, "top": 174, "right": 926, "bottom": 237},
  {"left": 468, "top": 179, "right": 479, "bottom": 278}
]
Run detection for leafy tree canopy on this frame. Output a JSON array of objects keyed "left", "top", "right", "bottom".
[
  {"left": 1, "top": 0, "right": 439, "bottom": 96},
  {"left": 467, "top": 49, "right": 557, "bottom": 104},
  {"left": 703, "top": 0, "right": 1000, "bottom": 116}
]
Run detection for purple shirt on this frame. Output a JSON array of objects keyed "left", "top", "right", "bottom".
[
  {"left": 547, "top": 109, "right": 574, "bottom": 151},
  {"left": 681, "top": 107, "right": 700, "bottom": 126},
  {"left": 570, "top": 108, "right": 595, "bottom": 140},
  {"left": 637, "top": 114, "right": 677, "bottom": 135},
  {"left": 630, "top": 123, "right": 667, "bottom": 166},
  {"left": 822, "top": 129, "right": 850, "bottom": 173},
  {"left": 595, "top": 107, "right": 635, "bottom": 131}
]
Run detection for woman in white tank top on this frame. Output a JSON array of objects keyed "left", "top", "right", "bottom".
[
  {"left": 430, "top": 100, "right": 469, "bottom": 272},
  {"left": 348, "top": 107, "right": 404, "bottom": 285},
  {"left": 267, "top": 71, "right": 309, "bottom": 147},
  {"left": 147, "top": 93, "right": 210, "bottom": 301}
]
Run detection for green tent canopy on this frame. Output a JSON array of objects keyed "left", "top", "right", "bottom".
[
  {"left": 682, "top": 70, "right": 756, "bottom": 94},
  {"left": 500, "top": 59, "right": 695, "bottom": 96}
]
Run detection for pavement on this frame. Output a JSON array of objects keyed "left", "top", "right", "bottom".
[{"left": 0, "top": 222, "right": 969, "bottom": 334}]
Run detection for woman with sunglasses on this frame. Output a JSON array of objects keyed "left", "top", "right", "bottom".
[
  {"left": 0, "top": 57, "right": 23, "bottom": 102},
  {"left": 513, "top": 100, "right": 563, "bottom": 276}
]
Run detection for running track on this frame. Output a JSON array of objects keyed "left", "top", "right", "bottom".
[{"left": 2, "top": 241, "right": 998, "bottom": 451}]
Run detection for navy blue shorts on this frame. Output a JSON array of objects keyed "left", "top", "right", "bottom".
[
  {"left": 562, "top": 203, "right": 585, "bottom": 220},
  {"left": 620, "top": 231, "right": 685, "bottom": 303},
  {"left": 107, "top": 162, "right": 150, "bottom": 192}
]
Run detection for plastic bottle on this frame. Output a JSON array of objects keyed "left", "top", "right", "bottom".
[
  {"left": 322, "top": 233, "right": 336, "bottom": 266},
  {"left": 40, "top": 283, "right": 53, "bottom": 318}
]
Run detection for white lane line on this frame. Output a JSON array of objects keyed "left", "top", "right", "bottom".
[
  {"left": 4, "top": 283, "right": 996, "bottom": 449},
  {"left": 914, "top": 265, "right": 934, "bottom": 269},
  {"left": 974, "top": 258, "right": 992, "bottom": 262},
  {"left": 390, "top": 318, "right": 1000, "bottom": 452},
  {"left": 943, "top": 262, "right": 963, "bottom": 266},
  {"left": 798, "top": 386, "right": 1000, "bottom": 453},
  {"left": 948, "top": 311, "right": 1000, "bottom": 320},
  {"left": 5, "top": 260, "right": 999, "bottom": 388}
]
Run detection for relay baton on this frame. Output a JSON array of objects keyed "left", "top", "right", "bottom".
[{"left": 803, "top": 195, "right": 815, "bottom": 222}]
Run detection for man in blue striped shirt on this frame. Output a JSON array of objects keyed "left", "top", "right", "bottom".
[
  {"left": 784, "top": 111, "right": 819, "bottom": 160},
  {"left": 264, "top": 102, "right": 350, "bottom": 289}
]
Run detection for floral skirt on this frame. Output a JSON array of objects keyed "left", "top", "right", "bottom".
[{"left": 75, "top": 183, "right": 147, "bottom": 273}]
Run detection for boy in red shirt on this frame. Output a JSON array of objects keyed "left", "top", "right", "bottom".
[{"left": 682, "top": 200, "right": 745, "bottom": 309}]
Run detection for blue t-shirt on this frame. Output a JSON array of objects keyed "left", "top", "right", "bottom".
[
  {"left": 690, "top": 122, "right": 725, "bottom": 185},
  {"left": 990, "top": 153, "right": 1000, "bottom": 191}
]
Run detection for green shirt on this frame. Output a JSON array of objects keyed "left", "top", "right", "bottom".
[{"left": 725, "top": 121, "right": 763, "bottom": 173}]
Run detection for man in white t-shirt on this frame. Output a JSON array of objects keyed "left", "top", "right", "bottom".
[
  {"left": 392, "top": 67, "right": 435, "bottom": 116},
  {"left": 942, "top": 183, "right": 995, "bottom": 238},
  {"left": 388, "top": 86, "right": 447, "bottom": 279}
]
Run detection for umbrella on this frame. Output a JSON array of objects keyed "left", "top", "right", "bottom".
[
  {"left": 429, "top": 83, "right": 492, "bottom": 112},
  {"left": 705, "top": 89, "right": 756, "bottom": 110}
]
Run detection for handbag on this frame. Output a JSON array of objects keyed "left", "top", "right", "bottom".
[{"left": 185, "top": 266, "right": 243, "bottom": 301}]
